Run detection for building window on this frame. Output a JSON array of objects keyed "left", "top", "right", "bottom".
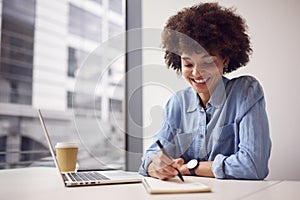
[
  {"left": 109, "top": 21, "right": 123, "bottom": 36},
  {"left": 109, "top": 0, "right": 123, "bottom": 14},
  {"left": 67, "top": 91, "right": 73, "bottom": 108},
  {"left": 109, "top": 99, "right": 122, "bottom": 112},
  {"left": 91, "top": 0, "right": 103, "bottom": 5},
  {"left": 0, "top": 0, "right": 35, "bottom": 105},
  {"left": 68, "top": 47, "right": 88, "bottom": 77},
  {"left": 0, "top": 136, "right": 7, "bottom": 166},
  {"left": 67, "top": 91, "right": 101, "bottom": 111},
  {"left": 69, "top": 4, "right": 102, "bottom": 42}
]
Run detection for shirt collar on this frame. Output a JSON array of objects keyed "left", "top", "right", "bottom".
[{"left": 186, "top": 76, "right": 228, "bottom": 112}]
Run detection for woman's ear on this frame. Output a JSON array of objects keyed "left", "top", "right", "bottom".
[{"left": 223, "top": 57, "right": 230, "bottom": 67}]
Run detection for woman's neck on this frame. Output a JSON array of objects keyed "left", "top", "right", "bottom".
[{"left": 199, "top": 92, "right": 210, "bottom": 109}]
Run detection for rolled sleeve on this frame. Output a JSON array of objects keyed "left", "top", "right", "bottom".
[
  {"left": 212, "top": 154, "right": 227, "bottom": 179},
  {"left": 138, "top": 153, "right": 155, "bottom": 176},
  {"left": 212, "top": 76, "right": 271, "bottom": 180}
]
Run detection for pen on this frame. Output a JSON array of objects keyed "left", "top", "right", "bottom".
[{"left": 156, "top": 140, "right": 184, "bottom": 182}]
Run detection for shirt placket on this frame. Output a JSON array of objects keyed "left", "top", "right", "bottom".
[{"left": 197, "top": 107, "right": 207, "bottom": 159}]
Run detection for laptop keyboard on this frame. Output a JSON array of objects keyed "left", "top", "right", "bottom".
[{"left": 67, "top": 172, "right": 110, "bottom": 182}]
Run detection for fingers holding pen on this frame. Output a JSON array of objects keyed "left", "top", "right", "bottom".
[
  {"left": 147, "top": 152, "right": 184, "bottom": 180},
  {"left": 154, "top": 152, "right": 178, "bottom": 174}
]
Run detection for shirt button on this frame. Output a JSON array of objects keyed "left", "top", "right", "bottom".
[{"left": 200, "top": 134, "right": 204, "bottom": 139}]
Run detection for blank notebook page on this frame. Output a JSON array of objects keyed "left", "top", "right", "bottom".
[{"left": 142, "top": 176, "right": 211, "bottom": 194}]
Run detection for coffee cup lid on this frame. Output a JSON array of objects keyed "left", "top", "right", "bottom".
[{"left": 55, "top": 142, "right": 78, "bottom": 148}]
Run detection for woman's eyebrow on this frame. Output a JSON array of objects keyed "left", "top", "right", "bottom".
[
  {"left": 181, "top": 56, "right": 191, "bottom": 60},
  {"left": 201, "top": 54, "right": 214, "bottom": 58},
  {"left": 181, "top": 54, "right": 216, "bottom": 60}
]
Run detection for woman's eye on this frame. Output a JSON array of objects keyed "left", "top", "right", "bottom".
[
  {"left": 184, "top": 63, "right": 193, "bottom": 67},
  {"left": 203, "top": 62, "right": 215, "bottom": 67}
]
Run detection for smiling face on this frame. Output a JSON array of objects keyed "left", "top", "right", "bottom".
[{"left": 181, "top": 51, "right": 228, "bottom": 106}]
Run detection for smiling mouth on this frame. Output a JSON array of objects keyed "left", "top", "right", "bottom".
[{"left": 192, "top": 78, "right": 209, "bottom": 84}]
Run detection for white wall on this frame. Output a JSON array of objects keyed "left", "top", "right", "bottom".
[{"left": 142, "top": 0, "right": 300, "bottom": 180}]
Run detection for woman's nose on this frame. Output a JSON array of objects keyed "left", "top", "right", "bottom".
[{"left": 192, "top": 66, "right": 201, "bottom": 76}]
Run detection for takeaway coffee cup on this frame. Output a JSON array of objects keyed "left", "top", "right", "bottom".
[{"left": 55, "top": 142, "right": 78, "bottom": 172}]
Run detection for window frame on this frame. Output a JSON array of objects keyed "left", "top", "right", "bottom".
[{"left": 125, "top": 0, "right": 143, "bottom": 171}]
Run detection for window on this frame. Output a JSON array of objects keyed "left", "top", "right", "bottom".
[
  {"left": 91, "top": 0, "right": 103, "bottom": 5},
  {"left": 67, "top": 47, "right": 88, "bottom": 77},
  {"left": 67, "top": 91, "right": 101, "bottom": 110},
  {"left": 0, "top": 0, "right": 128, "bottom": 170},
  {"left": 109, "top": 0, "right": 123, "bottom": 14},
  {"left": 69, "top": 4, "right": 102, "bottom": 42},
  {"left": 109, "top": 99, "right": 122, "bottom": 112},
  {"left": 109, "top": 21, "right": 123, "bottom": 36},
  {"left": 0, "top": 0, "right": 35, "bottom": 105}
]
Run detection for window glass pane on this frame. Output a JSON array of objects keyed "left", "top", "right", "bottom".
[
  {"left": 109, "top": 21, "right": 123, "bottom": 36},
  {"left": 0, "top": 0, "right": 126, "bottom": 170},
  {"left": 109, "top": 0, "right": 122, "bottom": 14},
  {"left": 0, "top": 0, "right": 34, "bottom": 106},
  {"left": 2, "top": 0, "right": 35, "bottom": 28},
  {"left": 68, "top": 47, "right": 88, "bottom": 77},
  {"left": 91, "top": 0, "right": 103, "bottom": 5},
  {"left": 69, "top": 4, "right": 102, "bottom": 42},
  {"left": 67, "top": 91, "right": 101, "bottom": 110}
]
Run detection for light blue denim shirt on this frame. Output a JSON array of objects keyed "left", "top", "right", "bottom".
[{"left": 139, "top": 75, "right": 271, "bottom": 180}]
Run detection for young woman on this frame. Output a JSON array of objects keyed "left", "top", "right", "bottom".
[{"left": 139, "top": 2, "right": 271, "bottom": 180}]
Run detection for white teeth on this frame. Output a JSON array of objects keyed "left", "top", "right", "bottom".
[{"left": 194, "top": 79, "right": 206, "bottom": 83}]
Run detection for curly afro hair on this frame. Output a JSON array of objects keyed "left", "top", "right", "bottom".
[{"left": 161, "top": 2, "right": 252, "bottom": 74}]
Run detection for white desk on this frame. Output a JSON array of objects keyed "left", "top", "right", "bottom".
[
  {"left": 242, "top": 181, "right": 300, "bottom": 200},
  {"left": 0, "top": 167, "right": 297, "bottom": 200}
]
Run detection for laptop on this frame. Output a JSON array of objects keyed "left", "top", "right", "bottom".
[{"left": 38, "top": 109, "right": 142, "bottom": 187}]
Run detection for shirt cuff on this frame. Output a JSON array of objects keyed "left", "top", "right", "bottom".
[
  {"left": 138, "top": 154, "right": 155, "bottom": 176},
  {"left": 212, "top": 154, "right": 227, "bottom": 179}
]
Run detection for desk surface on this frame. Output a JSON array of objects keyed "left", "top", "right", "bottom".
[
  {"left": 242, "top": 181, "right": 300, "bottom": 200},
  {"left": 0, "top": 167, "right": 297, "bottom": 200}
]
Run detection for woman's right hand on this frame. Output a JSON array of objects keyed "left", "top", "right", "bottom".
[{"left": 147, "top": 151, "right": 184, "bottom": 180}]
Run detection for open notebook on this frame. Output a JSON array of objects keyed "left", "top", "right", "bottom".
[{"left": 142, "top": 176, "right": 211, "bottom": 194}]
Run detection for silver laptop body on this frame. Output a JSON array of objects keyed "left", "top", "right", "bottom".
[{"left": 38, "top": 109, "right": 142, "bottom": 187}]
